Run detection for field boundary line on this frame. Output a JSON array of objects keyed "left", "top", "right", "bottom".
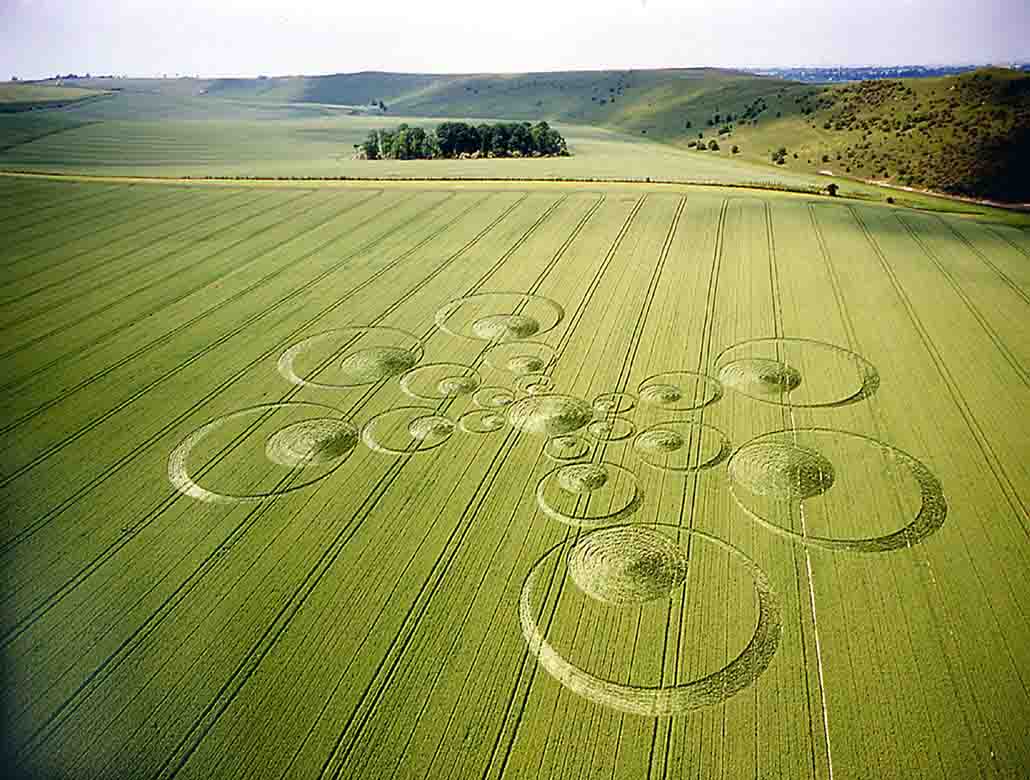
[
  {"left": 895, "top": 214, "right": 1028, "bottom": 386},
  {"left": 848, "top": 205, "right": 1029, "bottom": 525}
]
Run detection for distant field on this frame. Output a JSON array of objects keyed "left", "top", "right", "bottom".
[
  {"left": 1, "top": 176, "right": 1028, "bottom": 779},
  {"left": 0, "top": 82, "right": 108, "bottom": 113}
]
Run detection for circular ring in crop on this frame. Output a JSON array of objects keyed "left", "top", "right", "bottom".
[
  {"left": 535, "top": 461, "right": 642, "bottom": 527},
  {"left": 520, "top": 526, "right": 782, "bottom": 715},
  {"left": 435, "top": 292, "right": 564, "bottom": 342},
  {"left": 483, "top": 340, "right": 557, "bottom": 375},
  {"left": 399, "top": 362, "right": 482, "bottom": 402},
  {"left": 278, "top": 326, "right": 423, "bottom": 390},
  {"left": 715, "top": 337, "right": 879, "bottom": 408},
  {"left": 585, "top": 416, "right": 636, "bottom": 443},
  {"left": 728, "top": 428, "right": 946, "bottom": 552},
  {"left": 168, "top": 403, "right": 356, "bottom": 504},
  {"left": 361, "top": 406, "right": 456, "bottom": 456},
  {"left": 637, "top": 371, "right": 723, "bottom": 411},
  {"left": 633, "top": 420, "right": 730, "bottom": 472}
]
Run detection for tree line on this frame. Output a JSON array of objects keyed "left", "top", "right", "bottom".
[{"left": 358, "top": 121, "right": 569, "bottom": 160}]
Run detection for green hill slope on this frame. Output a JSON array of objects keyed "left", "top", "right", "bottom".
[
  {"left": 686, "top": 68, "right": 1030, "bottom": 203},
  {"left": 196, "top": 67, "right": 1030, "bottom": 202}
]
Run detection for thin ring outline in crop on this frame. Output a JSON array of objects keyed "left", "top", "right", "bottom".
[
  {"left": 361, "top": 406, "right": 456, "bottom": 456},
  {"left": 637, "top": 371, "right": 723, "bottom": 411},
  {"left": 520, "top": 526, "right": 782, "bottom": 715},
  {"left": 544, "top": 434, "right": 591, "bottom": 462},
  {"left": 277, "top": 326, "right": 424, "bottom": 390},
  {"left": 592, "top": 391, "right": 637, "bottom": 416},
  {"left": 458, "top": 408, "right": 508, "bottom": 435},
  {"left": 473, "top": 386, "right": 516, "bottom": 409},
  {"left": 586, "top": 416, "right": 637, "bottom": 443},
  {"left": 714, "top": 337, "right": 879, "bottom": 408},
  {"left": 633, "top": 420, "right": 731, "bottom": 473},
  {"left": 483, "top": 340, "right": 557, "bottom": 375},
  {"left": 535, "top": 461, "right": 643, "bottom": 526},
  {"left": 399, "top": 362, "right": 483, "bottom": 402},
  {"left": 728, "top": 427, "right": 947, "bottom": 552},
  {"left": 515, "top": 373, "right": 556, "bottom": 396},
  {"left": 434, "top": 291, "right": 565, "bottom": 341},
  {"left": 168, "top": 402, "right": 357, "bottom": 504}
]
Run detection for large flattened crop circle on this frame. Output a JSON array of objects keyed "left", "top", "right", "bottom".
[
  {"left": 435, "top": 292, "right": 564, "bottom": 342},
  {"left": 168, "top": 403, "right": 357, "bottom": 504},
  {"left": 535, "top": 461, "right": 642, "bottom": 527},
  {"left": 728, "top": 428, "right": 946, "bottom": 552},
  {"left": 507, "top": 394, "right": 593, "bottom": 437},
  {"left": 278, "top": 326, "right": 423, "bottom": 390},
  {"left": 715, "top": 337, "right": 879, "bottom": 408},
  {"left": 520, "top": 526, "right": 782, "bottom": 716}
]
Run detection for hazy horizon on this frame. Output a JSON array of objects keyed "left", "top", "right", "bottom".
[{"left": 2, "top": 0, "right": 1028, "bottom": 82}]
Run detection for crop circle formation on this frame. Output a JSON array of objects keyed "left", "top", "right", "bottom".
[
  {"left": 361, "top": 406, "right": 456, "bottom": 455},
  {"left": 544, "top": 434, "right": 591, "bottom": 462},
  {"left": 458, "top": 409, "right": 508, "bottom": 434},
  {"left": 399, "top": 362, "right": 482, "bottom": 402},
  {"left": 633, "top": 420, "right": 731, "bottom": 472},
  {"left": 520, "top": 526, "right": 782, "bottom": 715},
  {"left": 434, "top": 292, "right": 564, "bottom": 342},
  {"left": 586, "top": 416, "right": 636, "bottom": 442},
  {"left": 638, "top": 371, "right": 723, "bottom": 411},
  {"left": 728, "top": 428, "right": 947, "bottom": 552},
  {"left": 567, "top": 526, "right": 689, "bottom": 606},
  {"left": 483, "top": 340, "right": 557, "bottom": 375},
  {"left": 715, "top": 337, "right": 879, "bottom": 408},
  {"left": 473, "top": 386, "right": 516, "bottom": 408},
  {"left": 507, "top": 394, "right": 594, "bottom": 437},
  {"left": 277, "top": 326, "right": 423, "bottom": 390},
  {"left": 535, "top": 461, "right": 642, "bottom": 526},
  {"left": 168, "top": 403, "right": 357, "bottom": 504}
]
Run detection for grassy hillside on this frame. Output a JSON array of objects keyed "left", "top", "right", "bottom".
[
  {"left": 0, "top": 82, "right": 109, "bottom": 113},
  {"left": 685, "top": 68, "right": 1030, "bottom": 203},
  {"left": 94, "top": 67, "right": 1030, "bottom": 203},
  {"left": 11, "top": 68, "right": 1030, "bottom": 207}
]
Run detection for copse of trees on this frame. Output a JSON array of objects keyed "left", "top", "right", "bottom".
[{"left": 359, "top": 121, "right": 569, "bottom": 161}]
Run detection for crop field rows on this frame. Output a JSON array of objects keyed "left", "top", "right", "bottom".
[{"left": 1, "top": 176, "right": 1028, "bottom": 779}]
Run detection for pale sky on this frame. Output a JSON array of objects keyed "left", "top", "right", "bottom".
[{"left": 2, "top": 0, "right": 1028, "bottom": 80}]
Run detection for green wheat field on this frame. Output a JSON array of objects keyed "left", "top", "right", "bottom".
[{"left": 1, "top": 174, "right": 1028, "bottom": 779}]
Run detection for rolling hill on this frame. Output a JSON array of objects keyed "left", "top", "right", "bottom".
[{"left": 13, "top": 65, "right": 1030, "bottom": 203}]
